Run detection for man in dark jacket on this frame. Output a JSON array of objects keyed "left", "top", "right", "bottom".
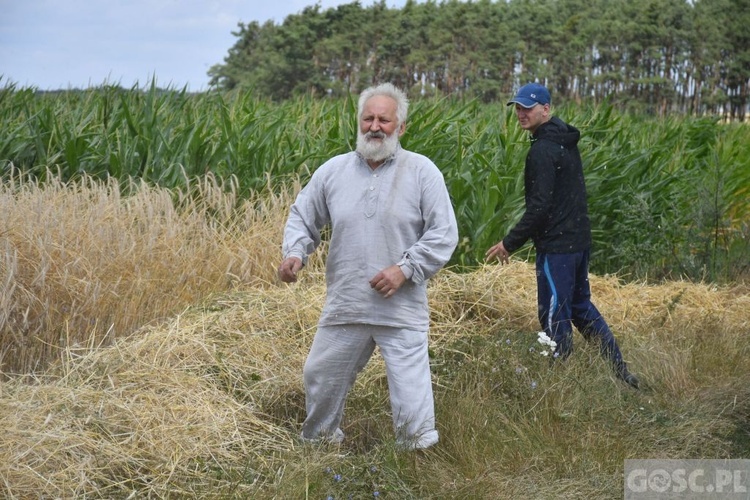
[{"left": 486, "top": 82, "right": 640, "bottom": 389}]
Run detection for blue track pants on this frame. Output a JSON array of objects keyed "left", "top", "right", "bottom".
[{"left": 536, "top": 250, "right": 625, "bottom": 370}]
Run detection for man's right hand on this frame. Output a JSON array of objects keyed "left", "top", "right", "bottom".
[{"left": 278, "top": 257, "right": 304, "bottom": 283}]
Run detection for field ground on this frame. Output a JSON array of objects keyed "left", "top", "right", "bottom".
[{"left": 2, "top": 263, "right": 749, "bottom": 498}]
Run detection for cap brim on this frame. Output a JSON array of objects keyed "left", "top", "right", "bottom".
[{"left": 506, "top": 98, "right": 538, "bottom": 108}]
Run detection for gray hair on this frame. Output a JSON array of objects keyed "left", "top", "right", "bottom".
[{"left": 357, "top": 83, "right": 409, "bottom": 126}]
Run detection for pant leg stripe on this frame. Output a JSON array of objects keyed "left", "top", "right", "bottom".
[{"left": 542, "top": 255, "right": 558, "bottom": 332}]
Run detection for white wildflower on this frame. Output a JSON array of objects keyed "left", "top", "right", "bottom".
[{"left": 537, "top": 331, "right": 557, "bottom": 356}]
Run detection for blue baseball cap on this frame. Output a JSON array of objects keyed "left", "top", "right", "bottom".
[{"left": 507, "top": 83, "right": 551, "bottom": 108}]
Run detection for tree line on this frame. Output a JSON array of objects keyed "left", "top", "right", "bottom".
[{"left": 208, "top": 0, "right": 749, "bottom": 120}]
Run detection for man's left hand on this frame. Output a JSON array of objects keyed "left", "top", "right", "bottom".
[{"left": 369, "top": 265, "right": 406, "bottom": 298}]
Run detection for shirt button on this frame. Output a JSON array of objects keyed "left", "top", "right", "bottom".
[{"left": 369, "top": 186, "right": 375, "bottom": 191}]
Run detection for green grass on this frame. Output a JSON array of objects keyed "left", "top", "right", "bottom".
[{"left": 192, "top": 322, "right": 750, "bottom": 499}]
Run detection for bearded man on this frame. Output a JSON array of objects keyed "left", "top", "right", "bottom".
[{"left": 278, "top": 83, "right": 458, "bottom": 449}]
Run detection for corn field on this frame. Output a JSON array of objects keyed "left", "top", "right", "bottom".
[{"left": 2, "top": 83, "right": 749, "bottom": 282}]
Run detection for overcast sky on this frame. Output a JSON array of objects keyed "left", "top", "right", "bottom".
[{"left": 1, "top": 0, "right": 410, "bottom": 91}]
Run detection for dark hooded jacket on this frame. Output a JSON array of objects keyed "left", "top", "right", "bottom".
[{"left": 502, "top": 116, "right": 592, "bottom": 254}]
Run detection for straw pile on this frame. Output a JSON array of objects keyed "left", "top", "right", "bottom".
[
  {"left": 1, "top": 262, "right": 748, "bottom": 497},
  {"left": 432, "top": 262, "right": 750, "bottom": 339}
]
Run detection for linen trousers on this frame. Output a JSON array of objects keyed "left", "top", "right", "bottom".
[{"left": 301, "top": 323, "right": 438, "bottom": 449}]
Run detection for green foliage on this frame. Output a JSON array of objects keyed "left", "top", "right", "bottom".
[
  {"left": 578, "top": 107, "right": 750, "bottom": 281},
  {"left": 207, "top": 0, "right": 750, "bottom": 119},
  {"left": 0, "top": 84, "right": 353, "bottom": 195},
  {"left": 1, "top": 87, "right": 748, "bottom": 283},
  {"left": 402, "top": 97, "right": 529, "bottom": 267}
]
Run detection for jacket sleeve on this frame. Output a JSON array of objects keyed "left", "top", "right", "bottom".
[{"left": 502, "top": 143, "right": 557, "bottom": 253}]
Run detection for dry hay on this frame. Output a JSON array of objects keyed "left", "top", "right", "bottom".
[
  {"left": 0, "top": 283, "right": 326, "bottom": 498},
  {"left": 1, "top": 262, "right": 748, "bottom": 497},
  {"left": 428, "top": 262, "right": 541, "bottom": 341},
  {"left": 430, "top": 262, "right": 749, "bottom": 342}
]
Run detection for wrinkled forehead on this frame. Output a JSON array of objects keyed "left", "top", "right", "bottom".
[{"left": 361, "top": 95, "right": 398, "bottom": 116}]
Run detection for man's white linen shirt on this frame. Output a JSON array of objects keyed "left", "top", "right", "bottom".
[{"left": 282, "top": 146, "right": 458, "bottom": 330}]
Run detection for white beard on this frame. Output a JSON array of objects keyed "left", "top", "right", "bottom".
[{"left": 356, "top": 130, "right": 400, "bottom": 163}]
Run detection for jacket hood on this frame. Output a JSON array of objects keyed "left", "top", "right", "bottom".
[{"left": 533, "top": 116, "right": 580, "bottom": 148}]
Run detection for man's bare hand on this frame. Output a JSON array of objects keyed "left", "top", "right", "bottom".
[
  {"left": 485, "top": 241, "right": 510, "bottom": 265},
  {"left": 369, "top": 265, "right": 406, "bottom": 298},
  {"left": 278, "top": 257, "right": 304, "bottom": 283}
]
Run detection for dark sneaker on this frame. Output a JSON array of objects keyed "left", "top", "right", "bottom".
[{"left": 617, "top": 369, "right": 640, "bottom": 389}]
